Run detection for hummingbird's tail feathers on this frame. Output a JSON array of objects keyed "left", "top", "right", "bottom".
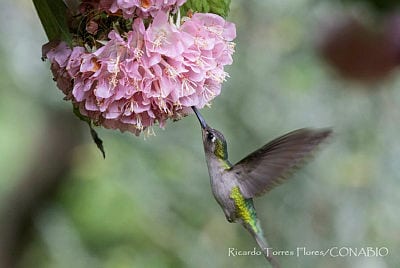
[
  {"left": 254, "top": 233, "right": 281, "bottom": 268},
  {"left": 231, "top": 128, "right": 332, "bottom": 199},
  {"left": 244, "top": 221, "right": 281, "bottom": 268}
]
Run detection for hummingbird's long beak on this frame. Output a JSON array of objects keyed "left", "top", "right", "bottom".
[{"left": 191, "top": 106, "right": 207, "bottom": 129}]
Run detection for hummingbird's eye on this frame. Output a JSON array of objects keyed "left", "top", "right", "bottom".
[{"left": 207, "top": 132, "right": 216, "bottom": 143}]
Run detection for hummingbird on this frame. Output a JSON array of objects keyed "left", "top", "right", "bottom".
[{"left": 192, "top": 107, "right": 331, "bottom": 268}]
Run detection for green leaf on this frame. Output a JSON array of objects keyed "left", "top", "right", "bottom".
[
  {"left": 90, "top": 126, "right": 106, "bottom": 159},
  {"left": 32, "top": 0, "right": 72, "bottom": 44},
  {"left": 73, "top": 105, "right": 91, "bottom": 124},
  {"left": 73, "top": 106, "right": 106, "bottom": 159},
  {"left": 181, "top": 0, "right": 231, "bottom": 18}
]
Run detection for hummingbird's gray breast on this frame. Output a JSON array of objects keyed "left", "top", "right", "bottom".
[{"left": 206, "top": 157, "right": 238, "bottom": 222}]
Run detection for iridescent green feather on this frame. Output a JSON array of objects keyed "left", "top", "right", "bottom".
[
  {"left": 214, "top": 139, "right": 228, "bottom": 160},
  {"left": 230, "top": 186, "right": 259, "bottom": 233}
]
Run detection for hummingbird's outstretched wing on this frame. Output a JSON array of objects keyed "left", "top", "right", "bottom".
[{"left": 231, "top": 128, "right": 332, "bottom": 199}]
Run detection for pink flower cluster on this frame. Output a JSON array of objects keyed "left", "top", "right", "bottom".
[
  {"left": 45, "top": 3, "right": 236, "bottom": 135},
  {"left": 107, "top": 0, "right": 187, "bottom": 18},
  {"left": 81, "top": 0, "right": 185, "bottom": 17}
]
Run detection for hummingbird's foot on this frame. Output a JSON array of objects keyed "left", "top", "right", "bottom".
[{"left": 225, "top": 215, "right": 234, "bottom": 223}]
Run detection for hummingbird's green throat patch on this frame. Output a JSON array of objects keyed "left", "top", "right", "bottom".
[{"left": 214, "top": 138, "right": 228, "bottom": 160}]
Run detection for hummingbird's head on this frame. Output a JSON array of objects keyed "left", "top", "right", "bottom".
[
  {"left": 202, "top": 127, "right": 228, "bottom": 160},
  {"left": 192, "top": 106, "right": 228, "bottom": 160}
]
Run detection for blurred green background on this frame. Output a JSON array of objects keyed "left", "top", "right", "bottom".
[{"left": 1, "top": 1, "right": 399, "bottom": 267}]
